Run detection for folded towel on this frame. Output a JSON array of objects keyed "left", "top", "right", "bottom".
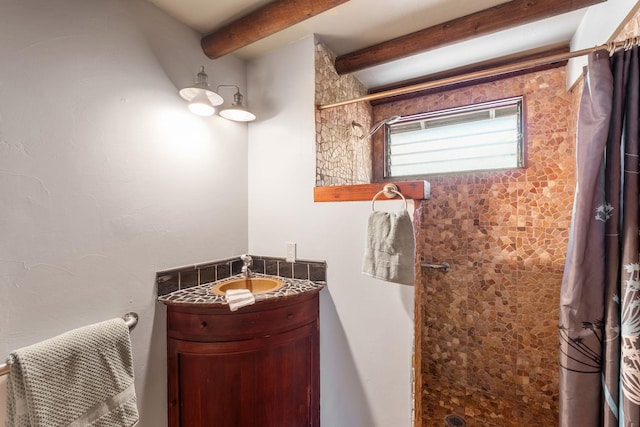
[
  {"left": 6, "top": 318, "right": 139, "bottom": 427},
  {"left": 225, "top": 289, "right": 256, "bottom": 311},
  {"left": 362, "top": 209, "right": 416, "bottom": 285}
]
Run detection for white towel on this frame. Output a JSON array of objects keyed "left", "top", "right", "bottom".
[
  {"left": 6, "top": 318, "right": 139, "bottom": 427},
  {"left": 225, "top": 289, "right": 256, "bottom": 311},
  {"left": 362, "top": 209, "right": 416, "bottom": 285}
]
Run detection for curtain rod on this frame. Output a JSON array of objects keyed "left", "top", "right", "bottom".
[{"left": 318, "top": 38, "right": 637, "bottom": 110}]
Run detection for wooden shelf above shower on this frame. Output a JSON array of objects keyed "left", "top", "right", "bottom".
[{"left": 313, "top": 180, "right": 430, "bottom": 202}]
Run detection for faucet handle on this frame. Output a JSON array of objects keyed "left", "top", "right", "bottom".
[{"left": 240, "top": 254, "right": 252, "bottom": 266}]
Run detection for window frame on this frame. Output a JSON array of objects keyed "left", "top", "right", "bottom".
[{"left": 372, "top": 96, "right": 526, "bottom": 181}]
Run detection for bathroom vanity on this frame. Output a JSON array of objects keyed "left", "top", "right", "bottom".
[{"left": 161, "top": 275, "right": 322, "bottom": 427}]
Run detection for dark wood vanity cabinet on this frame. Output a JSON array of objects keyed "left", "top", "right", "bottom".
[{"left": 166, "top": 291, "right": 320, "bottom": 427}]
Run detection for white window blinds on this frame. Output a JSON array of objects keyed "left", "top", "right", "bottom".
[{"left": 386, "top": 97, "right": 524, "bottom": 177}]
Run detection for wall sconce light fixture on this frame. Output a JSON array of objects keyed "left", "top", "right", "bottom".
[
  {"left": 179, "top": 66, "right": 223, "bottom": 117},
  {"left": 216, "top": 85, "right": 256, "bottom": 122},
  {"left": 179, "top": 67, "right": 256, "bottom": 122}
]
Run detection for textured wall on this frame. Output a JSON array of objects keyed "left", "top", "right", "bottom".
[
  {"left": 0, "top": 2, "right": 248, "bottom": 426},
  {"left": 315, "top": 42, "right": 373, "bottom": 186},
  {"left": 375, "top": 68, "right": 579, "bottom": 426}
]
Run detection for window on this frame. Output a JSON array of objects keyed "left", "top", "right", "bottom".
[{"left": 384, "top": 97, "right": 524, "bottom": 177}]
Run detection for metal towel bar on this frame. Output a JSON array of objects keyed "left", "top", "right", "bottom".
[
  {"left": 0, "top": 312, "right": 138, "bottom": 377},
  {"left": 421, "top": 262, "right": 451, "bottom": 272}
]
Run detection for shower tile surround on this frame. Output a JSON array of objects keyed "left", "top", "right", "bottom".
[
  {"left": 156, "top": 255, "right": 327, "bottom": 297},
  {"left": 405, "top": 12, "right": 640, "bottom": 426},
  {"left": 314, "top": 37, "right": 583, "bottom": 426},
  {"left": 373, "top": 68, "right": 577, "bottom": 426}
]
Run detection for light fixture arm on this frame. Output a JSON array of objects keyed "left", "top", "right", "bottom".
[
  {"left": 216, "top": 84, "right": 245, "bottom": 107},
  {"left": 216, "top": 84, "right": 241, "bottom": 94}
]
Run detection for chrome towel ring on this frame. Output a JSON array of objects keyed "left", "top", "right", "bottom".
[{"left": 371, "top": 184, "right": 407, "bottom": 211}]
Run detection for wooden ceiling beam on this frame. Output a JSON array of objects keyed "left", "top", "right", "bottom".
[
  {"left": 334, "top": 0, "right": 606, "bottom": 75},
  {"left": 201, "top": 0, "right": 350, "bottom": 59},
  {"left": 368, "top": 42, "right": 570, "bottom": 104}
]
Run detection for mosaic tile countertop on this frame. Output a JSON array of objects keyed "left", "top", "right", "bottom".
[{"left": 158, "top": 273, "right": 325, "bottom": 306}]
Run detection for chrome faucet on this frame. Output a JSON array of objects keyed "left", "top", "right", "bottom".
[{"left": 240, "top": 254, "right": 252, "bottom": 278}]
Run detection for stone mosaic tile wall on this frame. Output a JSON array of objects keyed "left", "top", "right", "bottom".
[
  {"left": 375, "top": 68, "right": 579, "bottom": 426},
  {"left": 315, "top": 41, "right": 373, "bottom": 186}
]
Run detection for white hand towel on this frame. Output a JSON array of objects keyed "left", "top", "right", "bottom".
[
  {"left": 225, "top": 289, "right": 256, "bottom": 311},
  {"left": 362, "top": 209, "right": 416, "bottom": 285},
  {"left": 6, "top": 318, "right": 139, "bottom": 427}
]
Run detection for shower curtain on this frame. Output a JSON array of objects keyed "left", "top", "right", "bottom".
[{"left": 559, "top": 45, "right": 640, "bottom": 426}]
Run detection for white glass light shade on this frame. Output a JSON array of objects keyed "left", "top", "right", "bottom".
[
  {"left": 179, "top": 66, "right": 223, "bottom": 116},
  {"left": 219, "top": 106, "right": 256, "bottom": 122},
  {"left": 219, "top": 91, "right": 256, "bottom": 122},
  {"left": 179, "top": 87, "right": 223, "bottom": 107},
  {"left": 187, "top": 91, "right": 216, "bottom": 116}
]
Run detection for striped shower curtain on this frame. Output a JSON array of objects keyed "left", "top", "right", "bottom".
[{"left": 559, "top": 45, "right": 640, "bottom": 426}]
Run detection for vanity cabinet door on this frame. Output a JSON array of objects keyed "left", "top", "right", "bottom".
[
  {"left": 169, "top": 324, "right": 317, "bottom": 427},
  {"left": 166, "top": 292, "right": 320, "bottom": 427}
]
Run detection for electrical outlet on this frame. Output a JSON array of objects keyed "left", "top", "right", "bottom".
[{"left": 286, "top": 242, "right": 296, "bottom": 262}]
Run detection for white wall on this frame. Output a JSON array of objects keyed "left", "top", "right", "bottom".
[
  {"left": 0, "top": 1, "right": 248, "bottom": 425},
  {"left": 247, "top": 36, "right": 415, "bottom": 427},
  {"left": 1, "top": 3, "right": 415, "bottom": 426},
  {"left": 568, "top": 0, "right": 638, "bottom": 85}
]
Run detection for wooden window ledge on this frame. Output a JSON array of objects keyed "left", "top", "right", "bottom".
[{"left": 313, "top": 181, "right": 430, "bottom": 202}]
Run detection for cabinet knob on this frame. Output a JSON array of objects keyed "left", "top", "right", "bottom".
[
  {"left": 287, "top": 313, "right": 294, "bottom": 320},
  {"left": 200, "top": 321, "right": 208, "bottom": 328}
]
